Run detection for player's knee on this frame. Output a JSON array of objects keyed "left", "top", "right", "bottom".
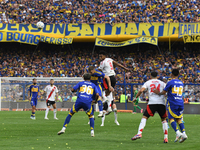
[
  {"left": 142, "top": 115, "right": 148, "bottom": 120},
  {"left": 69, "top": 112, "right": 74, "bottom": 116},
  {"left": 113, "top": 108, "right": 117, "bottom": 112}
]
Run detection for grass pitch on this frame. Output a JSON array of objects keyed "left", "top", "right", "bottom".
[{"left": 0, "top": 111, "right": 199, "bottom": 150}]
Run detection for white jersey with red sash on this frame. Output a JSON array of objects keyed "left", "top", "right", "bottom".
[{"left": 44, "top": 85, "right": 58, "bottom": 102}]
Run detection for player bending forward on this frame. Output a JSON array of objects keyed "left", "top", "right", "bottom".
[
  {"left": 131, "top": 72, "right": 168, "bottom": 143},
  {"left": 99, "top": 51, "right": 129, "bottom": 126},
  {"left": 153, "top": 69, "right": 188, "bottom": 143},
  {"left": 43, "top": 79, "right": 59, "bottom": 120},
  {"left": 57, "top": 73, "right": 99, "bottom": 137}
]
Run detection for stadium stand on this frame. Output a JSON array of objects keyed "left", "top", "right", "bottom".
[{"left": 0, "top": 0, "right": 199, "bottom": 24}]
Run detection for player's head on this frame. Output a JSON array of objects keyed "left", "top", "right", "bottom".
[
  {"left": 133, "top": 85, "right": 137, "bottom": 91},
  {"left": 83, "top": 73, "right": 91, "bottom": 81},
  {"left": 33, "top": 78, "right": 37, "bottom": 84},
  {"left": 171, "top": 69, "right": 179, "bottom": 77},
  {"left": 88, "top": 66, "right": 95, "bottom": 74},
  {"left": 50, "top": 79, "right": 54, "bottom": 85},
  {"left": 150, "top": 71, "right": 158, "bottom": 79},
  {"left": 99, "top": 50, "right": 106, "bottom": 61}
]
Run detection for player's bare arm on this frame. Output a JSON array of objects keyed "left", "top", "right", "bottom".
[
  {"left": 104, "top": 75, "right": 114, "bottom": 92},
  {"left": 132, "top": 87, "right": 146, "bottom": 102},
  {"left": 153, "top": 89, "right": 167, "bottom": 95},
  {"left": 113, "top": 60, "right": 129, "bottom": 71}
]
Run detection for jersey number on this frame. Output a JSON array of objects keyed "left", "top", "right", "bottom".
[
  {"left": 172, "top": 86, "right": 183, "bottom": 96},
  {"left": 150, "top": 84, "right": 160, "bottom": 92},
  {"left": 108, "top": 61, "right": 113, "bottom": 70},
  {"left": 80, "top": 85, "right": 93, "bottom": 94}
]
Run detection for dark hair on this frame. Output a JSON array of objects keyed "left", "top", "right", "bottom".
[
  {"left": 151, "top": 71, "right": 158, "bottom": 77},
  {"left": 172, "top": 69, "right": 179, "bottom": 76},
  {"left": 99, "top": 50, "right": 106, "bottom": 56},
  {"left": 50, "top": 79, "right": 54, "bottom": 81},
  {"left": 33, "top": 78, "right": 36, "bottom": 81},
  {"left": 83, "top": 73, "right": 91, "bottom": 80},
  {"left": 88, "top": 66, "right": 95, "bottom": 72}
]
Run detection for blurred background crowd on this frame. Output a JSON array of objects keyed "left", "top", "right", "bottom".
[
  {"left": 0, "top": 42, "right": 200, "bottom": 102},
  {"left": 0, "top": 0, "right": 199, "bottom": 24}
]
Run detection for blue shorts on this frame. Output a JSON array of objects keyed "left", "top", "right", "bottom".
[
  {"left": 96, "top": 84, "right": 103, "bottom": 97},
  {"left": 168, "top": 104, "right": 184, "bottom": 119},
  {"left": 30, "top": 98, "right": 37, "bottom": 106},
  {"left": 70, "top": 101, "right": 93, "bottom": 116}
]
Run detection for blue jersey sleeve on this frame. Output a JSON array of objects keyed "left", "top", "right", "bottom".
[
  {"left": 93, "top": 70, "right": 105, "bottom": 78},
  {"left": 37, "top": 86, "right": 40, "bottom": 92},
  {"left": 29, "top": 85, "right": 32, "bottom": 96},
  {"left": 164, "top": 81, "right": 171, "bottom": 92},
  {"left": 73, "top": 82, "right": 80, "bottom": 91}
]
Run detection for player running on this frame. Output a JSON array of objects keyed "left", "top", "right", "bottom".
[
  {"left": 29, "top": 78, "right": 40, "bottom": 120},
  {"left": 86, "top": 66, "right": 114, "bottom": 117},
  {"left": 43, "top": 79, "right": 59, "bottom": 120},
  {"left": 98, "top": 50, "right": 129, "bottom": 126},
  {"left": 131, "top": 72, "right": 168, "bottom": 143},
  {"left": 153, "top": 69, "right": 188, "bottom": 143},
  {"left": 57, "top": 73, "right": 99, "bottom": 137},
  {"left": 132, "top": 86, "right": 143, "bottom": 114}
]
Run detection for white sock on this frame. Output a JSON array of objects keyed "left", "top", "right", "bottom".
[
  {"left": 62, "top": 127, "right": 66, "bottom": 131},
  {"left": 102, "top": 91, "right": 107, "bottom": 102},
  {"left": 162, "top": 120, "right": 168, "bottom": 139},
  {"left": 114, "top": 111, "right": 117, "bottom": 121},
  {"left": 54, "top": 109, "right": 57, "bottom": 118},
  {"left": 45, "top": 108, "right": 49, "bottom": 118},
  {"left": 137, "top": 118, "right": 147, "bottom": 135},
  {"left": 102, "top": 114, "right": 105, "bottom": 124}
]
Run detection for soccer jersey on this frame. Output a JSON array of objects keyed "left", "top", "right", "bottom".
[
  {"left": 85, "top": 68, "right": 105, "bottom": 86},
  {"left": 164, "top": 79, "right": 184, "bottom": 106},
  {"left": 99, "top": 58, "right": 116, "bottom": 76},
  {"left": 142, "top": 79, "right": 166, "bottom": 105},
  {"left": 29, "top": 84, "right": 39, "bottom": 99},
  {"left": 73, "top": 81, "right": 99, "bottom": 103},
  {"left": 44, "top": 85, "right": 58, "bottom": 101}
]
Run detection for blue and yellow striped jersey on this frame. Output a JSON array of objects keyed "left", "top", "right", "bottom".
[
  {"left": 86, "top": 67, "right": 105, "bottom": 85},
  {"left": 29, "top": 84, "right": 39, "bottom": 99},
  {"left": 73, "top": 81, "right": 99, "bottom": 103}
]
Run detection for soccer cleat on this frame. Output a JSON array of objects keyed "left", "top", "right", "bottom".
[
  {"left": 115, "top": 120, "right": 120, "bottom": 126},
  {"left": 54, "top": 117, "right": 59, "bottom": 120},
  {"left": 174, "top": 132, "right": 182, "bottom": 142},
  {"left": 179, "top": 134, "right": 188, "bottom": 143},
  {"left": 132, "top": 112, "right": 137, "bottom": 114},
  {"left": 100, "top": 123, "right": 104, "bottom": 127},
  {"left": 163, "top": 138, "right": 168, "bottom": 143},
  {"left": 91, "top": 130, "right": 94, "bottom": 137},
  {"left": 98, "top": 111, "right": 103, "bottom": 118},
  {"left": 44, "top": 117, "right": 49, "bottom": 120},
  {"left": 131, "top": 134, "right": 142, "bottom": 140},
  {"left": 30, "top": 116, "right": 36, "bottom": 120},
  {"left": 141, "top": 109, "right": 143, "bottom": 113},
  {"left": 57, "top": 130, "right": 65, "bottom": 135}
]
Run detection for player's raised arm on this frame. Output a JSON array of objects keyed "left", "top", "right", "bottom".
[
  {"left": 112, "top": 60, "right": 130, "bottom": 71},
  {"left": 133, "top": 87, "right": 146, "bottom": 101}
]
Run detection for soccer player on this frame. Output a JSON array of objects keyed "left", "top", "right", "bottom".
[
  {"left": 43, "top": 79, "right": 59, "bottom": 120},
  {"left": 86, "top": 66, "right": 114, "bottom": 117},
  {"left": 153, "top": 69, "right": 188, "bottom": 143},
  {"left": 132, "top": 86, "right": 143, "bottom": 114},
  {"left": 57, "top": 73, "right": 99, "bottom": 137},
  {"left": 29, "top": 78, "right": 40, "bottom": 120},
  {"left": 98, "top": 50, "right": 129, "bottom": 126},
  {"left": 131, "top": 72, "right": 168, "bottom": 143}
]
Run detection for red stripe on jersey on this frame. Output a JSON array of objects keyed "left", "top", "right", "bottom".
[
  {"left": 147, "top": 105, "right": 154, "bottom": 116},
  {"left": 46, "top": 86, "right": 56, "bottom": 103},
  {"left": 103, "top": 78, "right": 108, "bottom": 90}
]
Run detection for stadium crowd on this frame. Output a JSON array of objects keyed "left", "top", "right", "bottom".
[
  {"left": 0, "top": 0, "right": 199, "bottom": 24},
  {"left": 0, "top": 42, "right": 200, "bottom": 102}
]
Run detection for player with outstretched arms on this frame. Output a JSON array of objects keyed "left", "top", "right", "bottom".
[
  {"left": 43, "top": 79, "right": 59, "bottom": 120},
  {"left": 131, "top": 72, "right": 168, "bottom": 143},
  {"left": 57, "top": 73, "right": 99, "bottom": 137},
  {"left": 153, "top": 69, "right": 188, "bottom": 143},
  {"left": 98, "top": 51, "right": 129, "bottom": 126},
  {"left": 29, "top": 78, "right": 40, "bottom": 120}
]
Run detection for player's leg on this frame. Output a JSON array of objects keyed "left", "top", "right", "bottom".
[
  {"left": 88, "top": 104, "right": 95, "bottom": 124},
  {"left": 101, "top": 102, "right": 108, "bottom": 126},
  {"left": 97, "top": 85, "right": 103, "bottom": 117},
  {"left": 58, "top": 103, "right": 79, "bottom": 135},
  {"left": 112, "top": 101, "right": 120, "bottom": 126},
  {"left": 30, "top": 99, "right": 37, "bottom": 120},
  {"left": 45, "top": 100, "right": 51, "bottom": 120},
  {"left": 86, "top": 104, "right": 95, "bottom": 137},
  {"left": 131, "top": 105, "right": 156, "bottom": 141},
  {"left": 168, "top": 105, "right": 183, "bottom": 142},
  {"left": 52, "top": 102, "right": 58, "bottom": 120},
  {"left": 157, "top": 104, "right": 168, "bottom": 143}
]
